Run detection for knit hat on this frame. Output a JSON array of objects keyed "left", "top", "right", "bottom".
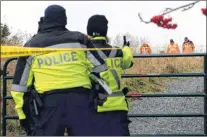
[
  {"left": 87, "top": 15, "right": 108, "bottom": 37},
  {"left": 44, "top": 5, "right": 67, "bottom": 26}
]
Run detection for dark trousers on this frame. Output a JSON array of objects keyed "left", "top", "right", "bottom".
[{"left": 32, "top": 88, "right": 130, "bottom": 136}]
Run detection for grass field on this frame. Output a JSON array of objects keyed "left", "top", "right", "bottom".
[{"left": 0, "top": 56, "right": 204, "bottom": 135}]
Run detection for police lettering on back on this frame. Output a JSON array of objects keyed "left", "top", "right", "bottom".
[
  {"left": 109, "top": 58, "right": 123, "bottom": 69},
  {"left": 37, "top": 52, "right": 78, "bottom": 68}
]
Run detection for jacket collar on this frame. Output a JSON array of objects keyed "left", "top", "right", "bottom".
[
  {"left": 39, "top": 21, "right": 67, "bottom": 33},
  {"left": 91, "top": 36, "right": 107, "bottom": 44},
  {"left": 92, "top": 36, "right": 106, "bottom": 41}
]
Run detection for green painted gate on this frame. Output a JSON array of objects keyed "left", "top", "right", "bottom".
[{"left": 1, "top": 53, "right": 207, "bottom": 136}]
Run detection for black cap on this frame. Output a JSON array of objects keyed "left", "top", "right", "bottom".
[
  {"left": 87, "top": 15, "right": 108, "bottom": 37},
  {"left": 170, "top": 39, "right": 174, "bottom": 43},
  {"left": 44, "top": 5, "right": 67, "bottom": 26}
]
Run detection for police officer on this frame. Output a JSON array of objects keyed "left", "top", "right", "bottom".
[
  {"left": 86, "top": 15, "right": 134, "bottom": 136},
  {"left": 10, "top": 5, "right": 110, "bottom": 136}
]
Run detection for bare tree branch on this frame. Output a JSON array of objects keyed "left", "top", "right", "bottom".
[
  {"left": 182, "top": 4, "right": 194, "bottom": 11},
  {"left": 138, "top": 1, "right": 201, "bottom": 24},
  {"left": 138, "top": 13, "right": 151, "bottom": 24},
  {"left": 165, "top": 8, "right": 173, "bottom": 11},
  {"left": 161, "top": 1, "right": 200, "bottom": 15}
]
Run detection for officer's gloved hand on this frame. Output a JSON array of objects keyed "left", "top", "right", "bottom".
[
  {"left": 126, "top": 41, "right": 130, "bottom": 47},
  {"left": 94, "top": 93, "right": 108, "bottom": 107},
  {"left": 92, "top": 83, "right": 108, "bottom": 107},
  {"left": 122, "top": 87, "right": 129, "bottom": 95}
]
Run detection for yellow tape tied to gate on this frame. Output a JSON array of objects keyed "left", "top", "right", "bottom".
[{"left": 1, "top": 46, "right": 121, "bottom": 58}]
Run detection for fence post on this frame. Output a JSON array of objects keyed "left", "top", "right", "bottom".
[
  {"left": 204, "top": 54, "right": 207, "bottom": 135},
  {"left": 1, "top": 58, "right": 16, "bottom": 136},
  {"left": 2, "top": 61, "right": 8, "bottom": 136},
  {"left": 0, "top": 68, "right": 2, "bottom": 136}
]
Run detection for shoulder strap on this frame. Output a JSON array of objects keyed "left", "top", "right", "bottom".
[
  {"left": 109, "top": 49, "right": 117, "bottom": 58},
  {"left": 97, "top": 48, "right": 118, "bottom": 59},
  {"left": 97, "top": 50, "right": 108, "bottom": 59}
]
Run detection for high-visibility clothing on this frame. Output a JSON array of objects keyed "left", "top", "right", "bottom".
[
  {"left": 89, "top": 36, "right": 134, "bottom": 112},
  {"left": 140, "top": 44, "right": 152, "bottom": 54},
  {"left": 182, "top": 42, "right": 195, "bottom": 53},
  {"left": 166, "top": 43, "right": 180, "bottom": 54},
  {"left": 10, "top": 24, "right": 108, "bottom": 120}
]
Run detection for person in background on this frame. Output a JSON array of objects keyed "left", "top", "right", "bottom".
[
  {"left": 86, "top": 14, "right": 134, "bottom": 136},
  {"left": 182, "top": 37, "right": 195, "bottom": 53},
  {"left": 166, "top": 39, "right": 180, "bottom": 54},
  {"left": 140, "top": 42, "right": 152, "bottom": 54}
]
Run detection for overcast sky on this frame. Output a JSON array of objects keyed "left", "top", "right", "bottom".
[{"left": 1, "top": 1, "right": 206, "bottom": 47}]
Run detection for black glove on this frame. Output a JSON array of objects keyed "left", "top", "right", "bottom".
[
  {"left": 93, "top": 84, "right": 108, "bottom": 107},
  {"left": 20, "top": 119, "right": 32, "bottom": 135},
  {"left": 123, "top": 36, "right": 130, "bottom": 47},
  {"left": 94, "top": 93, "right": 108, "bottom": 107},
  {"left": 122, "top": 87, "right": 129, "bottom": 95},
  {"left": 126, "top": 41, "right": 130, "bottom": 47}
]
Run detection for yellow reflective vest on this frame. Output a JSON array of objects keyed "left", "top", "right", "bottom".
[
  {"left": 89, "top": 36, "right": 134, "bottom": 112},
  {"left": 10, "top": 31, "right": 108, "bottom": 120}
]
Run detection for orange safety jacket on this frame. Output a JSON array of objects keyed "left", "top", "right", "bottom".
[
  {"left": 140, "top": 44, "right": 152, "bottom": 54},
  {"left": 166, "top": 43, "right": 180, "bottom": 54},
  {"left": 182, "top": 42, "right": 195, "bottom": 53}
]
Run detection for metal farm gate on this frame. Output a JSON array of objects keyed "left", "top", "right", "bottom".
[{"left": 1, "top": 53, "right": 207, "bottom": 136}]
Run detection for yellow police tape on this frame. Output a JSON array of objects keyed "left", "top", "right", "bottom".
[
  {"left": 1, "top": 45, "right": 200, "bottom": 58},
  {"left": 1, "top": 45, "right": 122, "bottom": 58}
]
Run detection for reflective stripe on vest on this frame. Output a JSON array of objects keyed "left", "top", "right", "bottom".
[
  {"left": 11, "top": 42, "right": 107, "bottom": 92},
  {"left": 108, "top": 90, "right": 124, "bottom": 97},
  {"left": 11, "top": 56, "right": 35, "bottom": 92},
  {"left": 94, "top": 50, "right": 124, "bottom": 98},
  {"left": 90, "top": 49, "right": 118, "bottom": 73},
  {"left": 110, "top": 69, "right": 121, "bottom": 89}
]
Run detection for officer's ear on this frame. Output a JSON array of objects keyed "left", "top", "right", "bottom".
[{"left": 88, "top": 35, "right": 93, "bottom": 40}]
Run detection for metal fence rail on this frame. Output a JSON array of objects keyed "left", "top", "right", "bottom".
[{"left": 1, "top": 53, "right": 207, "bottom": 136}]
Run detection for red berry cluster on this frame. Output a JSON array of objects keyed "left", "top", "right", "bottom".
[
  {"left": 150, "top": 15, "right": 177, "bottom": 29},
  {"left": 201, "top": 8, "right": 206, "bottom": 16}
]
